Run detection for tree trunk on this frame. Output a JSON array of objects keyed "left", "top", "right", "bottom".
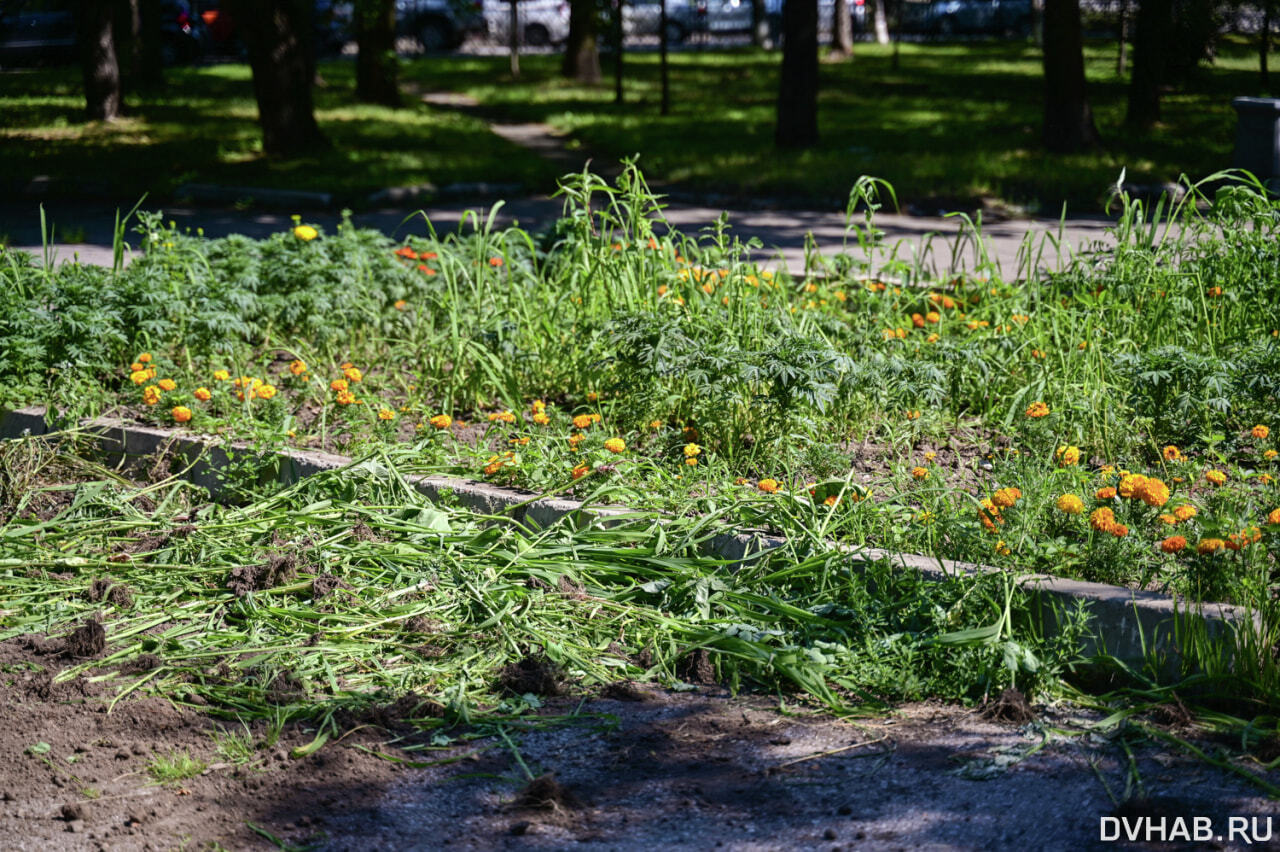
[
  {"left": 509, "top": 0, "right": 520, "bottom": 77},
  {"left": 1116, "top": 0, "right": 1128, "bottom": 75},
  {"left": 1126, "top": 0, "right": 1170, "bottom": 128},
  {"left": 562, "top": 0, "right": 601, "bottom": 83},
  {"left": 1042, "top": 0, "right": 1100, "bottom": 151},
  {"left": 751, "top": 0, "right": 770, "bottom": 46},
  {"left": 78, "top": 1, "right": 121, "bottom": 121},
  {"left": 660, "top": 0, "right": 670, "bottom": 114},
  {"left": 831, "top": 0, "right": 854, "bottom": 57},
  {"left": 776, "top": 0, "right": 818, "bottom": 148},
  {"left": 872, "top": 0, "right": 889, "bottom": 44},
  {"left": 138, "top": 0, "right": 164, "bottom": 88},
  {"left": 1262, "top": 0, "right": 1272, "bottom": 92},
  {"left": 227, "top": 0, "right": 328, "bottom": 155},
  {"left": 356, "top": 0, "right": 400, "bottom": 105},
  {"left": 613, "top": 0, "right": 624, "bottom": 102},
  {"left": 114, "top": 0, "right": 141, "bottom": 79}
]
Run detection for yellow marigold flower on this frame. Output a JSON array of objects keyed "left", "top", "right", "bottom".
[
  {"left": 378, "top": 408, "right": 395, "bottom": 421},
  {"left": 1162, "top": 445, "right": 1183, "bottom": 462},
  {"left": 685, "top": 457, "right": 698, "bottom": 466},
  {"left": 429, "top": 414, "right": 452, "bottom": 430},
  {"left": 568, "top": 433, "right": 585, "bottom": 447},
  {"left": 343, "top": 366, "right": 363, "bottom": 383},
  {"left": 1089, "top": 507, "right": 1116, "bottom": 532},
  {"left": 978, "top": 499, "right": 1003, "bottom": 532},
  {"left": 336, "top": 390, "right": 357, "bottom": 405},
  {"left": 1205, "top": 469, "right": 1227, "bottom": 486},
  {"left": 1118, "top": 473, "right": 1147, "bottom": 499},
  {"left": 194, "top": 387, "right": 211, "bottom": 401},
  {"left": 912, "top": 467, "right": 929, "bottom": 480},
  {"left": 142, "top": 385, "right": 161, "bottom": 406},
  {"left": 1196, "top": 538, "right": 1225, "bottom": 555},
  {"left": 213, "top": 369, "right": 230, "bottom": 382},
  {"left": 293, "top": 225, "right": 318, "bottom": 241},
  {"left": 994, "top": 540, "right": 1011, "bottom": 556},
  {"left": 1096, "top": 487, "right": 1117, "bottom": 500},
  {"left": 1025, "top": 401, "right": 1050, "bottom": 418},
  {"left": 1056, "top": 445, "right": 1081, "bottom": 466},
  {"left": 487, "top": 410, "right": 516, "bottom": 424},
  {"left": 925, "top": 311, "right": 940, "bottom": 324},
  {"left": 129, "top": 369, "right": 149, "bottom": 385},
  {"left": 1268, "top": 508, "right": 1280, "bottom": 525},
  {"left": 533, "top": 412, "right": 550, "bottom": 425},
  {"left": 394, "top": 300, "right": 407, "bottom": 311},
  {"left": 172, "top": 406, "right": 192, "bottom": 423},
  {"left": 825, "top": 495, "right": 841, "bottom": 507},
  {"left": 1158, "top": 513, "right": 1177, "bottom": 525},
  {"left": 757, "top": 478, "right": 780, "bottom": 493},
  {"left": 926, "top": 333, "right": 940, "bottom": 343},
  {"left": 586, "top": 392, "right": 598, "bottom": 402},
  {"left": 684, "top": 443, "right": 701, "bottom": 457},
  {"left": 256, "top": 384, "right": 277, "bottom": 400},
  {"left": 157, "top": 378, "right": 177, "bottom": 392},
  {"left": 905, "top": 409, "right": 921, "bottom": 420},
  {"left": 1172, "top": 505, "right": 1197, "bottom": 522},
  {"left": 1160, "top": 535, "right": 1187, "bottom": 553},
  {"left": 330, "top": 378, "right": 349, "bottom": 393},
  {"left": 1135, "top": 477, "right": 1170, "bottom": 508},
  {"left": 924, "top": 451, "right": 936, "bottom": 461},
  {"left": 1252, "top": 425, "right": 1270, "bottom": 440},
  {"left": 1266, "top": 450, "right": 1278, "bottom": 460},
  {"left": 1056, "top": 494, "right": 1084, "bottom": 515},
  {"left": 290, "top": 360, "right": 307, "bottom": 375},
  {"left": 572, "top": 414, "right": 592, "bottom": 429},
  {"left": 589, "top": 413, "right": 601, "bottom": 424},
  {"left": 604, "top": 438, "right": 626, "bottom": 453}
]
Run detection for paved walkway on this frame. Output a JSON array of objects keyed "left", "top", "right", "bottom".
[{"left": 2, "top": 196, "right": 1116, "bottom": 277}]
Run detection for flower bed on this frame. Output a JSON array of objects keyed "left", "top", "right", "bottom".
[{"left": 3, "top": 167, "right": 1279, "bottom": 612}]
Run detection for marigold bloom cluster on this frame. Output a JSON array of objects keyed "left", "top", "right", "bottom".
[
  {"left": 1160, "top": 535, "right": 1187, "bottom": 553},
  {"left": 1055, "top": 494, "right": 1084, "bottom": 515},
  {"left": 992, "top": 487, "right": 1022, "bottom": 509},
  {"left": 429, "top": 414, "right": 452, "bottom": 430},
  {"left": 757, "top": 479, "right": 779, "bottom": 493},
  {"left": 1025, "top": 401, "right": 1050, "bottom": 418},
  {"left": 604, "top": 438, "right": 626, "bottom": 453}
]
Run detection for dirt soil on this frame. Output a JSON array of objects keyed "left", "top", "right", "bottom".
[{"left": 2, "top": 635, "right": 1277, "bottom": 852}]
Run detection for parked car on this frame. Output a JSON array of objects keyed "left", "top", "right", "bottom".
[
  {"left": 622, "top": 0, "right": 701, "bottom": 43},
  {"left": 397, "top": 0, "right": 486, "bottom": 51},
  {"left": 913, "top": 0, "right": 1031, "bottom": 36},
  {"left": 193, "top": 0, "right": 350, "bottom": 57},
  {"left": 625, "top": 0, "right": 862, "bottom": 45},
  {"left": 483, "top": 0, "right": 569, "bottom": 47},
  {"left": 0, "top": 0, "right": 208, "bottom": 68}
]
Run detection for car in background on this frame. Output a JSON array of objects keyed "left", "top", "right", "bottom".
[
  {"left": 625, "top": 0, "right": 863, "bottom": 44},
  {"left": 192, "top": 0, "right": 350, "bottom": 57},
  {"left": 622, "top": 0, "right": 701, "bottom": 43},
  {"left": 397, "top": 0, "right": 486, "bottom": 51},
  {"left": 483, "top": 0, "right": 569, "bottom": 46},
  {"left": 908, "top": 0, "right": 1031, "bottom": 35},
  {"left": 0, "top": 0, "right": 207, "bottom": 68}
]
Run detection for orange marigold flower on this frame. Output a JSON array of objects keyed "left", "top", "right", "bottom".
[
  {"left": 142, "top": 385, "right": 161, "bottom": 405},
  {"left": 571, "top": 463, "right": 590, "bottom": 480},
  {"left": 1134, "top": 477, "right": 1170, "bottom": 508},
  {"left": 256, "top": 384, "right": 277, "bottom": 400},
  {"left": 137, "top": 353, "right": 152, "bottom": 364},
  {"left": 1252, "top": 425, "right": 1270, "bottom": 440},
  {"left": 158, "top": 378, "right": 177, "bottom": 392},
  {"left": 129, "top": 361, "right": 144, "bottom": 373},
  {"left": 1173, "top": 505, "right": 1197, "bottom": 522},
  {"left": 911, "top": 467, "right": 929, "bottom": 481},
  {"left": 1056, "top": 445, "right": 1081, "bottom": 466},
  {"left": 1089, "top": 507, "right": 1116, "bottom": 532},
  {"left": 194, "top": 387, "right": 212, "bottom": 401},
  {"left": 572, "top": 414, "right": 592, "bottom": 429},
  {"left": 925, "top": 311, "right": 940, "bottom": 324},
  {"left": 130, "top": 369, "right": 149, "bottom": 385},
  {"left": 1205, "top": 470, "right": 1227, "bottom": 486},
  {"left": 905, "top": 409, "right": 921, "bottom": 420},
  {"left": 290, "top": 360, "right": 307, "bottom": 375},
  {"left": 489, "top": 257, "right": 503, "bottom": 267},
  {"left": 1266, "top": 450, "right": 1278, "bottom": 460},
  {"left": 1160, "top": 535, "right": 1187, "bottom": 553},
  {"left": 1162, "top": 445, "right": 1183, "bottom": 462},
  {"left": 1025, "top": 401, "right": 1050, "bottom": 418},
  {"left": 992, "top": 487, "right": 1021, "bottom": 508},
  {"left": 1118, "top": 474, "right": 1147, "bottom": 499},
  {"left": 978, "top": 499, "right": 1003, "bottom": 532},
  {"left": 604, "top": 438, "right": 626, "bottom": 453},
  {"left": 824, "top": 495, "right": 840, "bottom": 507},
  {"left": 911, "top": 313, "right": 925, "bottom": 328},
  {"left": 588, "top": 413, "right": 602, "bottom": 424},
  {"left": 394, "top": 246, "right": 418, "bottom": 260},
  {"left": 1096, "top": 487, "right": 1118, "bottom": 500},
  {"left": 649, "top": 419, "right": 663, "bottom": 429},
  {"left": 172, "top": 406, "right": 192, "bottom": 423},
  {"left": 1158, "top": 513, "right": 1177, "bottom": 525},
  {"left": 378, "top": 408, "right": 395, "bottom": 421},
  {"left": 1196, "top": 538, "right": 1226, "bottom": 554},
  {"left": 429, "top": 414, "right": 452, "bottom": 430},
  {"left": 927, "top": 333, "right": 940, "bottom": 343},
  {"left": 1056, "top": 494, "right": 1084, "bottom": 515},
  {"left": 1109, "top": 523, "right": 1129, "bottom": 538},
  {"left": 757, "top": 478, "right": 780, "bottom": 494},
  {"left": 335, "top": 390, "right": 357, "bottom": 405},
  {"left": 343, "top": 366, "right": 363, "bottom": 383},
  {"left": 418, "top": 265, "right": 437, "bottom": 275},
  {"left": 487, "top": 410, "right": 516, "bottom": 424},
  {"left": 330, "top": 379, "right": 349, "bottom": 393}
]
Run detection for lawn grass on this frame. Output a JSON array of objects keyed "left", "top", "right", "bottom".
[
  {"left": 405, "top": 38, "right": 1273, "bottom": 210},
  {"left": 0, "top": 61, "right": 557, "bottom": 203}
]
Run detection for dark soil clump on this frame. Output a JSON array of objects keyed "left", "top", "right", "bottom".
[
  {"left": 87, "top": 576, "right": 134, "bottom": 608},
  {"left": 120, "top": 653, "right": 162, "bottom": 674},
  {"left": 62, "top": 618, "right": 106, "bottom": 658},
  {"left": 514, "top": 773, "right": 581, "bottom": 811},
  {"left": 498, "top": 654, "right": 563, "bottom": 696},
  {"left": 312, "top": 573, "right": 351, "bottom": 599},
  {"left": 600, "top": 680, "right": 647, "bottom": 702},
  {"left": 982, "top": 687, "right": 1036, "bottom": 724},
  {"left": 228, "top": 552, "right": 298, "bottom": 597},
  {"left": 678, "top": 648, "right": 718, "bottom": 685}
]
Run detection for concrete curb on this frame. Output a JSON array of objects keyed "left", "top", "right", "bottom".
[{"left": 1, "top": 406, "right": 1251, "bottom": 672}]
